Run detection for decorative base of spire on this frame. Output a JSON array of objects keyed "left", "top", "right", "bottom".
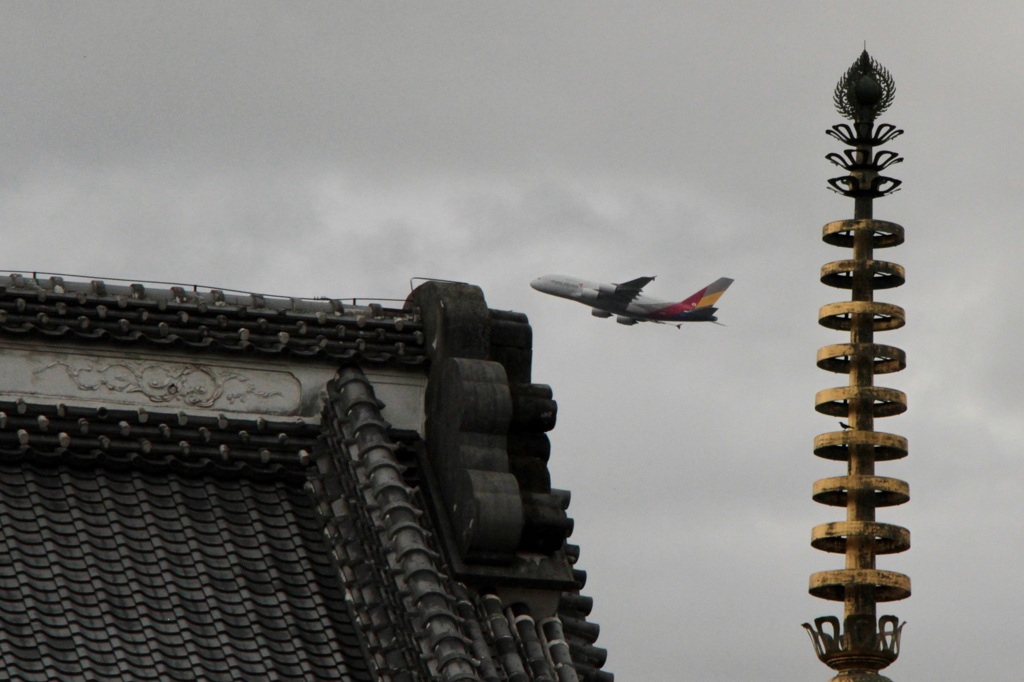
[
  {"left": 804, "top": 614, "right": 904, "bottom": 681},
  {"left": 829, "top": 673, "right": 893, "bottom": 682}
]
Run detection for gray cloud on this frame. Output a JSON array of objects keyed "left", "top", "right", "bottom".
[{"left": 2, "top": 3, "right": 1023, "bottom": 680}]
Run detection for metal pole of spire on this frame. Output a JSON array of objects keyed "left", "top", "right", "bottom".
[{"left": 803, "top": 50, "right": 910, "bottom": 682}]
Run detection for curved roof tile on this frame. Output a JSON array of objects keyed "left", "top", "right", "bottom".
[{"left": 0, "top": 273, "right": 425, "bottom": 365}]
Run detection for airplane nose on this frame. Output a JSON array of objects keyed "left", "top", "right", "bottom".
[{"left": 529, "top": 277, "right": 544, "bottom": 291}]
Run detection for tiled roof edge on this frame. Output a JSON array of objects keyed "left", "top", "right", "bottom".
[
  {"left": 0, "top": 271, "right": 408, "bottom": 316},
  {"left": 0, "top": 272, "right": 426, "bottom": 364},
  {"left": 0, "top": 399, "right": 319, "bottom": 482},
  {"left": 317, "top": 366, "right": 482, "bottom": 681}
]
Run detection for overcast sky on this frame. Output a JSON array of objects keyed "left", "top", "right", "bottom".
[{"left": 3, "top": 3, "right": 1023, "bottom": 679}]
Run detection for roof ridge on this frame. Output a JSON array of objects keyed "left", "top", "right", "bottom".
[
  {"left": 0, "top": 271, "right": 411, "bottom": 315},
  {"left": 0, "top": 400, "right": 318, "bottom": 481}
]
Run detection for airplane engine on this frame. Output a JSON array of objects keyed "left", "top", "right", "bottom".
[
  {"left": 615, "top": 316, "right": 637, "bottom": 326},
  {"left": 591, "top": 309, "right": 612, "bottom": 318}
]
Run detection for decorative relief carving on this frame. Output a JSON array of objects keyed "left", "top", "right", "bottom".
[
  {"left": 35, "top": 360, "right": 286, "bottom": 409},
  {"left": 0, "top": 342, "right": 425, "bottom": 424}
]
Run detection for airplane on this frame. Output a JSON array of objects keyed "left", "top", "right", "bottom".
[{"left": 530, "top": 274, "right": 734, "bottom": 327}]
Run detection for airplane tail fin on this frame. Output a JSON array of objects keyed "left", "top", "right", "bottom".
[
  {"left": 679, "top": 277, "right": 734, "bottom": 309},
  {"left": 648, "top": 277, "right": 734, "bottom": 322}
]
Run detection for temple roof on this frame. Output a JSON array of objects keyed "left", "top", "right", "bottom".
[{"left": 0, "top": 272, "right": 611, "bottom": 681}]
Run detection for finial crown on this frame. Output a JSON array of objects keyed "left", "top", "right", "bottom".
[{"left": 834, "top": 51, "right": 895, "bottom": 122}]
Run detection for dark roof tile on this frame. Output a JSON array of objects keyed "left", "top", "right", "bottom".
[
  {"left": 0, "top": 461, "right": 371, "bottom": 681},
  {"left": 0, "top": 273, "right": 426, "bottom": 367}
]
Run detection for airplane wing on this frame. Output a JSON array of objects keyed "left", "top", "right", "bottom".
[{"left": 604, "top": 276, "right": 655, "bottom": 303}]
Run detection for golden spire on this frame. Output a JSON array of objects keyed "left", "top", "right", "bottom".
[{"left": 804, "top": 51, "right": 909, "bottom": 682}]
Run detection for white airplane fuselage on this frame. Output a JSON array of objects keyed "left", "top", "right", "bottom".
[
  {"left": 530, "top": 276, "right": 661, "bottom": 316},
  {"left": 530, "top": 274, "right": 733, "bottom": 325}
]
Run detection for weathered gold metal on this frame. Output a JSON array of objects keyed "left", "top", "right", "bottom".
[
  {"left": 804, "top": 51, "right": 909, "bottom": 682},
  {"left": 818, "top": 301, "right": 905, "bottom": 332}
]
